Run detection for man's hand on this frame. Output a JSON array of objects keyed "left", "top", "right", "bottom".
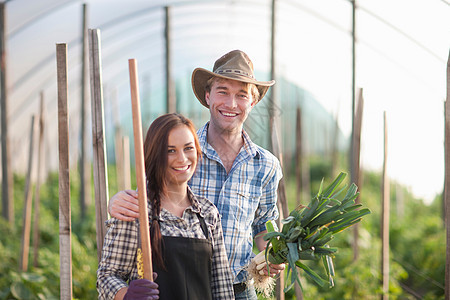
[
  {"left": 256, "top": 260, "right": 285, "bottom": 277},
  {"left": 109, "top": 190, "right": 140, "bottom": 221},
  {"left": 252, "top": 251, "right": 285, "bottom": 277}
]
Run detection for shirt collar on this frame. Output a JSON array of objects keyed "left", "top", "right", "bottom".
[
  {"left": 186, "top": 186, "right": 201, "bottom": 214},
  {"left": 156, "top": 187, "right": 202, "bottom": 221},
  {"left": 198, "top": 122, "right": 260, "bottom": 159}
]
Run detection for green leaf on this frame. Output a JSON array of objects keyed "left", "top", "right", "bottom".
[
  {"left": 326, "top": 251, "right": 335, "bottom": 277},
  {"left": 298, "top": 249, "right": 316, "bottom": 260},
  {"left": 308, "top": 210, "right": 341, "bottom": 229},
  {"left": 314, "top": 246, "right": 337, "bottom": 255},
  {"left": 286, "top": 227, "right": 303, "bottom": 242},
  {"left": 317, "top": 178, "right": 324, "bottom": 196},
  {"left": 313, "top": 233, "right": 334, "bottom": 247},
  {"left": 11, "top": 281, "right": 35, "bottom": 300},
  {"left": 281, "top": 216, "right": 295, "bottom": 224},
  {"left": 326, "top": 254, "right": 335, "bottom": 287},
  {"left": 344, "top": 204, "right": 363, "bottom": 212},
  {"left": 321, "top": 255, "right": 335, "bottom": 287},
  {"left": 295, "top": 261, "right": 328, "bottom": 287},
  {"left": 287, "top": 242, "right": 299, "bottom": 262},
  {"left": 322, "top": 172, "right": 347, "bottom": 197},
  {"left": 300, "top": 198, "right": 321, "bottom": 226},
  {"left": 265, "top": 220, "right": 276, "bottom": 233},
  {"left": 21, "top": 273, "right": 45, "bottom": 283},
  {"left": 328, "top": 218, "right": 362, "bottom": 233},
  {"left": 284, "top": 243, "right": 302, "bottom": 293},
  {"left": 263, "top": 231, "right": 285, "bottom": 241}
]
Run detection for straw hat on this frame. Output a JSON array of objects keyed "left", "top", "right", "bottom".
[{"left": 191, "top": 50, "right": 275, "bottom": 108}]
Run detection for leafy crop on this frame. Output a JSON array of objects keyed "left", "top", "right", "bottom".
[{"left": 262, "top": 172, "right": 371, "bottom": 293}]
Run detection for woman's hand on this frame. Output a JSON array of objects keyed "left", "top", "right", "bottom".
[{"left": 123, "top": 274, "right": 159, "bottom": 300}]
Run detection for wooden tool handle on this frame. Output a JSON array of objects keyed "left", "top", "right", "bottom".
[{"left": 128, "top": 58, "right": 153, "bottom": 281}]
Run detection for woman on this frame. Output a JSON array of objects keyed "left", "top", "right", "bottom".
[{"left": 97, "top": 113, "right": 234, "bottom": 300}]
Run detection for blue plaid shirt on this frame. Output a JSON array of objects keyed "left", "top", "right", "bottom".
[{"left": 189, "top": 122, "right": 282, "bottom": 284}]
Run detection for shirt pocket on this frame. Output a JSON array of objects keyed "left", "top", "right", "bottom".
[{"left": 233, "top": 183, "right": 262, "bottom": 228}]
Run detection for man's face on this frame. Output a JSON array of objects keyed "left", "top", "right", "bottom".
[{"left": 205, "top": 78, "right": 255, "bottom": 133}]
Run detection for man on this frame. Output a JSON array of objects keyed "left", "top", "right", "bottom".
[{"left": 109, "top": 50, "right": 285, "bottom": 299}]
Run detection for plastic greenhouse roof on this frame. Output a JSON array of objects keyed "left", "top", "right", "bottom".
[{"left": 2, "top": 0, "right": 449, "bottom": 180}]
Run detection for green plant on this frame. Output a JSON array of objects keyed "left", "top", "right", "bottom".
[{"left": 252, "top": 172, "right": 371, "bottom": 296}]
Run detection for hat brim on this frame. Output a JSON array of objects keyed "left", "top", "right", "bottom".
[{"left": 191, "top": 68, "right": 275, "bottom": 108}]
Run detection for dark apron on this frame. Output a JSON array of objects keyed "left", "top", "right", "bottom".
[{"left": 153, "top": 214, "right": 213, "bottom": 300}]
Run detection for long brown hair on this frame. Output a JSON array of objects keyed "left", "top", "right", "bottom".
[{"left": 143, "top": 113, "right": 201, "bottom": 269}]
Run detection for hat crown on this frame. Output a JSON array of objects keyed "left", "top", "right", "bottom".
[{"left": 213, "top": 50, "right": 255, "bottom": 80}]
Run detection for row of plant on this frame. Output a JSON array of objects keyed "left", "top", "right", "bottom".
[{"left": 0, "top": 159, "right": 445, "bottom": 299}]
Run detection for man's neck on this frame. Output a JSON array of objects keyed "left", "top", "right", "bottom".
[{"left": 207, "top": 123, "right": 244, "bottom": 173}]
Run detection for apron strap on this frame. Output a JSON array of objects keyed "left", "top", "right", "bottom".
[{"left": 196, "top": 213, "right": 209, "bottom": 239}]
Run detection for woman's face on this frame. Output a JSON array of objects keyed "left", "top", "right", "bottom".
[{"left": 165, "top": 125, "right": 198, "bottom": 188}]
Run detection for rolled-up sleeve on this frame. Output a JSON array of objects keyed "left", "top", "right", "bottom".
[
  {"left": 210, "top": 210, "right": 234, "bottom": 299},
  {"left": 97, "top": 218, "right": 139, "bottom": 299},
  {"left": 252, "top": 158, "right": 282, "bottom": 237}
]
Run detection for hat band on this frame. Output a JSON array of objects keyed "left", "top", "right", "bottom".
[{"left": 215, "top": 69, "right": 254, "bottom": 79}]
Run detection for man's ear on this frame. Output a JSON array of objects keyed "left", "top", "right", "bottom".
[{"left": 205, "top": 92, "right": 210, "bottom": 106}]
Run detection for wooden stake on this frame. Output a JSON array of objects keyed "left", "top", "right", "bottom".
[
  {"left": 295, "top": 107, "right": 302, "bottom": 205},
  {"left": 331, "top": 108, "right": 340, "bottom": 177},
  {"left": 20, "top": 115, "right": 36, "bottom": 272},
  {"left": 115, "top": 129, "right": 125, "bottom": 190},
  {"left": 79, "top": 3, "right": 91, "bottom": 219},
  {"left": 111, "top": 88, "right": 126, "bottom": 191},
  {"left": 122, "top": 136, "right": 131, "bottom": 189},
  {"left": 381, "top": 111, "right": 390, "bottom": 300},
  {"left": 444, "top": 49, "right": 450, "bottom": 300},
  {"left": 295, "top": 107, "right": 310, "bottom": 206},
  {"left": 88, "top": 29, "right": 109, "bottom": 262},
  {"left": 270, "top": 121, "right": 287, "bottom": 300},
  {"left": 271, "top": 123, "right": 289, "bottom": 218},
  {"left": 56, "top": 43, "right": 73, "bottom": 300},
  {"left": 293, "top": 107, "right": 304, "bottom": 300},
  {"left": 164, "top": 6, "right": 176, "bottom": 113},
  {"left": 351, "top": 87, "right": 364, "bottom": 261},
  {"left": 33, "top": 92, "right": 45, "bottom": 267},
  {"left": 0, "top": 2, "right": 13, "bottom": 224},
  {"left": 128, "top": 59, "right": 153, "bottom": 280}
]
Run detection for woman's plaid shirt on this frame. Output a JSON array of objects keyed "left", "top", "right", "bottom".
[
  {"left": 189, "top": 123, "right": 283, "bottom": 284},
  {"left": 97, "top": 188, "right": 234, "bottom": 299}
]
